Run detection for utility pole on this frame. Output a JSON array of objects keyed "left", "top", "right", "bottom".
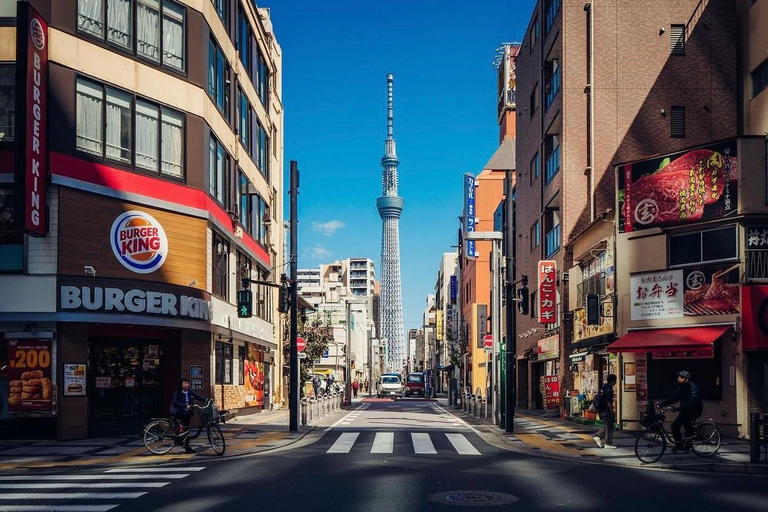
[
  {"left": 504, "top": 170, "right": 516, "bottom": 433},
  {"left": 345, "top": 300, "right": 352, "bottom": 405},
  {"left": 289, "top": 161, "right": 299, "bottom": 432}
]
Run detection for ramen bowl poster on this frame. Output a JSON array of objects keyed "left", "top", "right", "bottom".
[{"left": 619, "top": 140, "right": 737, "bottom": 233}]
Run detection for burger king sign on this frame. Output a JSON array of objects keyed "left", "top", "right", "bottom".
[{"left": 110, "top": 211, "right": 169, "bottom": 274}]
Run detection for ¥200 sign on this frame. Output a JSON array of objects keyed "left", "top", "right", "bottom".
[{"left": 538, "top": 260, "right": 557, "bottom": 324}]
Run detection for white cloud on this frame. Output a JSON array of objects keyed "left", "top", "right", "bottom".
[
  {"left": 311, "top": 244, "right": 333, "bottom": 260},
  {"left": 312, "top": 220, "right": 346, "bottom": 236}
]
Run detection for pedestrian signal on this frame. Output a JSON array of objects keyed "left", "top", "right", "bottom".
[{"left": 237, "top": 289, "right": 252, "bottom": 318}]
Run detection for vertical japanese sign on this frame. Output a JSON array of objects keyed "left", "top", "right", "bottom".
[
  {"left": 450, "top": 275, "right": 457, "bottom": 304},
  {"left": 464, "top": 173, "right": 476, "bottom": 258},
  {"left": 544, "top": 375, "right": 560, "bottom": 409},
  {"left": 436, "top": 309, "right": 443, "bottom": 341},
  {"left": 7, "top": 338, "right": 52, "bottom": 412},
  {"left": 538, "top": 260, "right": 557, "bottom": 324},
  {"left": 630, "top": 270, "right": 684, "bottom": 320},
  {"left": 476, "top": 304, "right": 487, "bottom": 349},
  {"left": 14, "top": 2, "right": 48, "bottom": 237}
]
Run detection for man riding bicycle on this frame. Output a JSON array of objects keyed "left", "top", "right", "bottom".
[
  {"left": 657, "top": 371, "right": 703, "bottom": 453},
  {"left": 169, "top": 377, "right": 206, "bottom": 453}
]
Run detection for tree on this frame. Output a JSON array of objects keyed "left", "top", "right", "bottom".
[{"left": 284, "top": 316, "right": 334, "bottom": 397}]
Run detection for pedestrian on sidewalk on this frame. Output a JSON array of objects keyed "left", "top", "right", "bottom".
[
  {"left": 364, "top": 378, "right": 369, "bottom": 394},
  {"left": 352, "top": 379, "right": 359, "bottom": 398},
  {"left": 312, "top": 375, "right": 320, "bottom": 398},
  {"left": 593, "top": 374, "right": 618, "bottom": 449}
]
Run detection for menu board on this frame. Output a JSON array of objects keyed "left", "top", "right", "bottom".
[{"left": 64, "top": 364, "right": 86, "bottom": 396}]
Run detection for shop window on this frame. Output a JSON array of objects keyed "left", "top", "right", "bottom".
[
  {"left": 647, "top": 342, "right": 722, "bottom": 401},
  {"left": 254, "top": 49, "right": 269, "bottom": 106},
  {"left": 0, "top": 65, "right": 14, "bottom": 141},
  {"left": 212, "top": 231, "right": 229, "bottom": 300},
  {"left": 215, "top": 341, "right": 232, "bottom": 385},
  {"left": 669, "top": 225, "right": 737, "bottom": 267},
  {"left": 0, "top": 188, "right": 23, "bottom": 272}
]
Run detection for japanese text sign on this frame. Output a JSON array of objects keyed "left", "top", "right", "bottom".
[
  {"left": 630, "top": 270, "right": 683, "bottom": 320},
  {"left": 538, "top": 260, "right": 557, "bottom": 324},
  {"left": 544, "top": 375, "right": 560, "bottom": 409},
  {"left": 747, "top": 226, "right": 768, "bottom": 250},
  {"left": 464, "top": 173, "right": 476, "bottom": 258}
]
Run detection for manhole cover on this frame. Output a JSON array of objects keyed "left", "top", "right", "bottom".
[{"left": 428, "top": 491, "right": 519, "bottom": 507}]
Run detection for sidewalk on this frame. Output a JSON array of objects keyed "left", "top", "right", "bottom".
[
  {"left": 0, "top": 403, "right": 355, "bottom": 470},
  {"left": 438, "top": 398, "right": 767, "bottom": 475}
]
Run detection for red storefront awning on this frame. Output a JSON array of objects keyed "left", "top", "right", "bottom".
[{"left": 607, "top": 326, "right": 730, "bottom": 353}]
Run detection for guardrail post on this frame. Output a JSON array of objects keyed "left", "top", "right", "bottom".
[
  {"left": 301, "top": 399, "right": 307, "bottom": 426},
  {"left": 751, "top": 412, "right": 761, "bottom": 464}
]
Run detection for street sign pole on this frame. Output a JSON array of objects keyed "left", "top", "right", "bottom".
[{"left": 289, "top": 161, "right": 299, "bottom": 432}]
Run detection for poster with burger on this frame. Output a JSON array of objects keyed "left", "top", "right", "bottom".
[
  {"left": 243, "top": 344, "right": 264, "bottom": 408},
  {"left": 7, "top": 339, "right": 53, "bottom": 412},
  {"left": 64, "top": 364, "right": 86, "bottom": 396},
  {"left": 619, "top": 140, "right": 738, "bottom": 233}
]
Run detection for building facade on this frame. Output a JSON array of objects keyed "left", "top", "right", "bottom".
[
  {"left": 433, "top": 251, "right": 458, "bottom": 391},
  {"left": 0, "top": 0, "right": 284, "bottom": 438}
]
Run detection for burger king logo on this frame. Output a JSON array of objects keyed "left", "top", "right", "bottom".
[
  {"left": 30, "top": 18, "right": 45, "bottom": 51},
  {"left": 110, "top": 211, "right": 168, "bottom": 274}
]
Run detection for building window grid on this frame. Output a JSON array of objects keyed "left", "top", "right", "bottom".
[
  {"left": 544, "top": 0, "right": 561, "bottom": 37},
  {"left": 544, "top": 143, "right": 560, "bottom": 184},
  {"left": 212, "top": 231, "right": 229, "bottom": 301},
  {"left": 531, "top": 221, "right": 540, "bottom": 251},
  {"left": 668, "top": 225, "right": 738, "bottom": 268},
  {"left": 209, "top": 38, "right": 230, "bottom": 120},
  {"left": 544, "top": 62, "right": 560, "bottom": 112},
  {"left": 530, "top": 152, "right": 540, "bottom": 185},
  {"left": 210, "top": 0, "right": 230, "bottom": 30}
]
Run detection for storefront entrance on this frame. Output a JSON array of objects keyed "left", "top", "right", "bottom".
[{"left": 88, "top": 338, "right": 163, "bottom": 421}]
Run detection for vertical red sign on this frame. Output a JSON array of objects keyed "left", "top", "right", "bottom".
[
  {"left": 15, "top": 2, "right": 48, "bottom": 237},
  {"left": 538, "top": 260, "right": 557, "bottom": 324},
  {"left": 544, "top": 375, "right": 560, "bottom": 409}
]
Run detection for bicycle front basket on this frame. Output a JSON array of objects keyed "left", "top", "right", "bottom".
[{"left": 641, "top": 411, "right": 657, "bottom": 429}]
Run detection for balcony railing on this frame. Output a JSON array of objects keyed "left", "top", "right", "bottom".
[
  {"left": 545, "top": 0, "right": 561, "bottom": 37},
  {"left": 545, "top": 224, "right": 561, "bottom": 258},
  {"left": 545, "top": 66, "right": 561, "bottom": 112},
  {"left": 545, "top": 145, "right": 560, "bottom": 185}
]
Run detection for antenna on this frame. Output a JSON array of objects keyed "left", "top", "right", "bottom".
[{"left": 387, "top": 73, "right": 394, "bottom": 139}]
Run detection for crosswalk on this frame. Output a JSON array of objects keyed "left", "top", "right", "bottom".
[
  {"left": 0, "top": 465, "right": 205, "bottom": 511},
  {"left": 325, "top": 432, "right": 482, "bottom": 456}
]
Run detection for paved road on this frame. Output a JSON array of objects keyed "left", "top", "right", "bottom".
[{"left": 1, "top": 399, "right": 766, "bottom": 512}]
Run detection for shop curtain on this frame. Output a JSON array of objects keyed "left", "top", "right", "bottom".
[
  {"left": 137, "top": 0, "right": 160, "bottom": 61},
  {"left": 107, "top": 0, "right": 131, "bottom": 48},
  {"left": 162, "top": 1, "right": 184, "bottom": 70},
  {"left": 76, "top": 79, "right": 103, "bottom": 156},
  {"left": 135, "top": 100, "right": 159, "bottom": 171},
  {"left": 78, "top": 0, "right": 104, "bottom": 37},
  {"left": 105, "top": 89, "right": 131, "bottom": 163},
  {"left": 160, "top": 108, "right": 183, "bottom": 177}
]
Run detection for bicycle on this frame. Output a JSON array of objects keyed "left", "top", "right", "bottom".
[
  {"left": 143, "top": 399, "right": 226, "bottom": 456},
  {"left": 634, "top": 404, "right": 721, "bottom": 463}
]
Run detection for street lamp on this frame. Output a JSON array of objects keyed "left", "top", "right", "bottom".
[{"left": 464, "top": 231, "right": 503, "bottom": 425}]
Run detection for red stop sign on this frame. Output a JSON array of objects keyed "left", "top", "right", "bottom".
[
  {"left": 484, "top": 335, "right": 493, "bottom": 349},
  {"left": 296, "top": 337, "right": 306, "bottom": 352}
]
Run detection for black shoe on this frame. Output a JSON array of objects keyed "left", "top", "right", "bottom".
[
  {"left": 671, "top": 446, "right": 690, "bottom": 454},
  {"left": 184, "top": 446, "right": 194, "bottom": 454}
]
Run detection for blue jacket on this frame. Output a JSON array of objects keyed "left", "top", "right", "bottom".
[{"left": 169, "top": 389, "right": 205, "bottom": 416}]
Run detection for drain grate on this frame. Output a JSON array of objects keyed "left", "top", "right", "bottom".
[{"left": 428, "top": 491, "right": 519, "bottom": 507}]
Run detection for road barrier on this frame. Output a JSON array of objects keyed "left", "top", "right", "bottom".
[{"left": 301, "top": 392, "right": 345, "bottom": 426}]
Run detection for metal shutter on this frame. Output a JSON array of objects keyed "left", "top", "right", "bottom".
[
  {"left": 670, "top": 24, "right": 685, "bottom": 55},
  {"left": 748, "top": 354, "right": 767, "bottom": 413},
  {"left": 671, "top": 106, "right": 685, "bottom": 137}
]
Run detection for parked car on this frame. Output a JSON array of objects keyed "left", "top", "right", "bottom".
[
  {"left": 404, "top": 372, "right": 425, "bottom": 397},
  {"left": 377, "top": 374, "right": 404, "bottom": 399}
]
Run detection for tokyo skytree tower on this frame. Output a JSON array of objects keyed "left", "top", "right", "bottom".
[{"left": 376, "top": 74, "right": 405, "bottom": 373}]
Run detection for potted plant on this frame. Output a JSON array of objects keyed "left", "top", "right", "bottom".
[{"left": 581, "top": 398, "right": 597, "bottom": 421}]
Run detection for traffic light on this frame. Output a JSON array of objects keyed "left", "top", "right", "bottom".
[
  {"left": 237, "top": 289, "right": 252, "bottom": 318},
  {"left": 587, "top": 294, "right": 600, "bottom": 325},
  {"left": 517, "top": 286, "right": 529, "bottom": 315},
  {"left": 278, "top": 285, "right": 291, "bottom": 314}
]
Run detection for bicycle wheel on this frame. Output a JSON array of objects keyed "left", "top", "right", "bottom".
[
  {"left": 634, "top": 429, "right": 666, "bottom": 464},
  {"left": 208, "top": 424, "right": 226, "bottom": 456},
  {"left": 144, "top": 420, "right": 176, "bottom": 455},
  {"left": 690, "top": 422, "right": 721, "bottom": 457}
]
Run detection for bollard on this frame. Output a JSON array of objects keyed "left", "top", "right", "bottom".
[
  {"left": 750, "top": 412, "right": 761, "bottom": 464},
  {"left": 301, "top": 398, "right": 307, "bottom": 426},
  {"left": 463, "top": 392, "right": 468, "bottom": 412}
]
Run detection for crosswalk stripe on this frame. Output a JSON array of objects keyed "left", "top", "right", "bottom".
[
  {"left": 0, "top": 483, "right": 169, "bottom": 489},
  {"left": 1, "top": 475, "right": 189, "bottom": 481},
  {"left": 411, "top": 433, "right": 437, "bottom": 454},
  {"left": 0, "top": 507, "right": 119, "bottom": 511},
  {"left": 104, "top": 467, "right": 204, "bottom": 473},
  {"left": 446, "top": 434, "right": 481, "bottom": 455},
  {"left": 370, "top": 433, "right": 394, "bottom": 454},
  {"left": 327, "top": 432, "right": 360, "bottom": 453},
  {"left": 0, "top": 493, "right": 146, "bottom": 500}
]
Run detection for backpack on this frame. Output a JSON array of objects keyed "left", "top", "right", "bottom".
[{"left": 591, "top": 387, "right": 605, "bottom": 411}]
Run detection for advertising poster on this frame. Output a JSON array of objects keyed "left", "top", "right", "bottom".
[
  {"left": 190, "top": 364, "right": 203, "bottom": 390},
  {"left": 682, "top": 264, "right": 739, "bottom": 316},
  {"left": 63, "top": 364, "right": 86, "bottom": 396},
  {"left": 631, "top": 270, "right": 684, "bottom": 320},
  {"left": 623, "top": 362, "right": 636, "bottom": 392},
  {"left": 537, "top": 335, "right": 559, "bottom": 360},
  {"left": 244, "top": 344, "right": 264, "bottom": 408},
  {"left": 544, "top": 375, "right": 560, "bottom": 409},
  {"left": 636, "top": 354, "right": 648, "bottom": 406},
  {"left": 7, "top": 338, "right": 52, "bottom": 412},
  {"left": 619, "top": 139, "right": 738, "bottom": 233}
]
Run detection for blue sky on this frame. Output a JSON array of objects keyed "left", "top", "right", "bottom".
[{"left": 267, "top": 0, "right": 536, "bottom": 333}]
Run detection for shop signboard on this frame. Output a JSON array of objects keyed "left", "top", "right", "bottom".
[
  {"left": 244, "top": 344, "right": 264, "bottom": 408},
  {"left": 747, "top": 226, "right": 768, "bottom": 250},
  {"left": 110, "top": 211, "right": 169, "bottom": 274},
  {"left": 190, "top": 365, "right": 203, "bottom": 390},
  {"left": 450, "top": 275, "right": 457, "bottom": 304},
  {"left": 537, "top": 335, "right": 559, "bottom": 360},
  {"left": 544, "top": 375, "right": 560, "bottom": 409},
  {"left": 636, "top": 354, "right": 648, "bottom": 406},
  {"left": 464, "top": 173, "right": 476, "bottom": 258},
  {"left": 618, "top": 139, "right": 738, "bottom": 233},
  {"left": 476, "top": 304, "right": 487, "bottom": 348},
  {"left": 7, "top": 338, "right": 52, "bottom": 412},
  {"left": 573, "top": 301, "right": 614, "bottom": 342},
  {"left": 96, "top": 377, "right": 111, "bottom": 388},
  {"left": 623, "top": 362, "right": 636, "bottom": 392},
  {"left": 652, "top": 347, "right": 714, "bottom": 359},
  {"left": 742, "top": 285, "right": 768, "bottom": 351},
  {"left": 63, "top": 364, "right": 86, "bottom": 396},
  {"left": 538, "top": 260, "right": 557, "bottom": 324},
  {"left": 630, "top": 270, "right": 684, "bottom": 320},
  {"left": 436, "top": 310, "right": 443, "bottom": 341}
]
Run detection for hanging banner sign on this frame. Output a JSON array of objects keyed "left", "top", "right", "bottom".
[
  {"left": 464, "top": 173, "right": 476, "bottom": 258},
  {"left": 450, "top": 275, "right": 457, "bottom": 304},
  {"left": 538, "top": 260, "right": 557, "bottom": 324}
]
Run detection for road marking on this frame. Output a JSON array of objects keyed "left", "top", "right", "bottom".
[
  {"left": 1, "top": 475, "right": 190, "bottom": 481},
  {"left": 411, "top": 433, "right": 437, "bottom": 454},
  {"left": 0, "top": 507, "right": 119, "bottom": 511},
  {"left": 0, "top": 483, "right": 169, "bottom": 489},
  {"left": 327, "top": 432, "right": 360, "bottom": 453},
  {"left": 446, "top": 433, "right": 482, "bottom": 455},
  {"left": 0, "top": 493, "right": 146, "bottom": 500},
  {"left": 324, "top": 404, "right": 366, "bottom": 432},
  {"left": 431, "top": 404, "right": 481, "bottom": 434},
  {"left": 104, "top": 467, "right": 205, "bottom": 473},
  {"left": 370, "top": 432, "right": 394, "bottom": 454}
]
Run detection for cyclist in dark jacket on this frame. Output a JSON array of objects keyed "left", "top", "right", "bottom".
[
  {"left": 658, "top": 371, "right": 703, "bottom": 453},
  {"left": 170, "top": 378, "right": 206, "bottom": 453}
]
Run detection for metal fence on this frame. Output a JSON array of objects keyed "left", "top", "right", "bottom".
[{"left": 300, "top": 392, "right": 345, "bottom": 426}]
